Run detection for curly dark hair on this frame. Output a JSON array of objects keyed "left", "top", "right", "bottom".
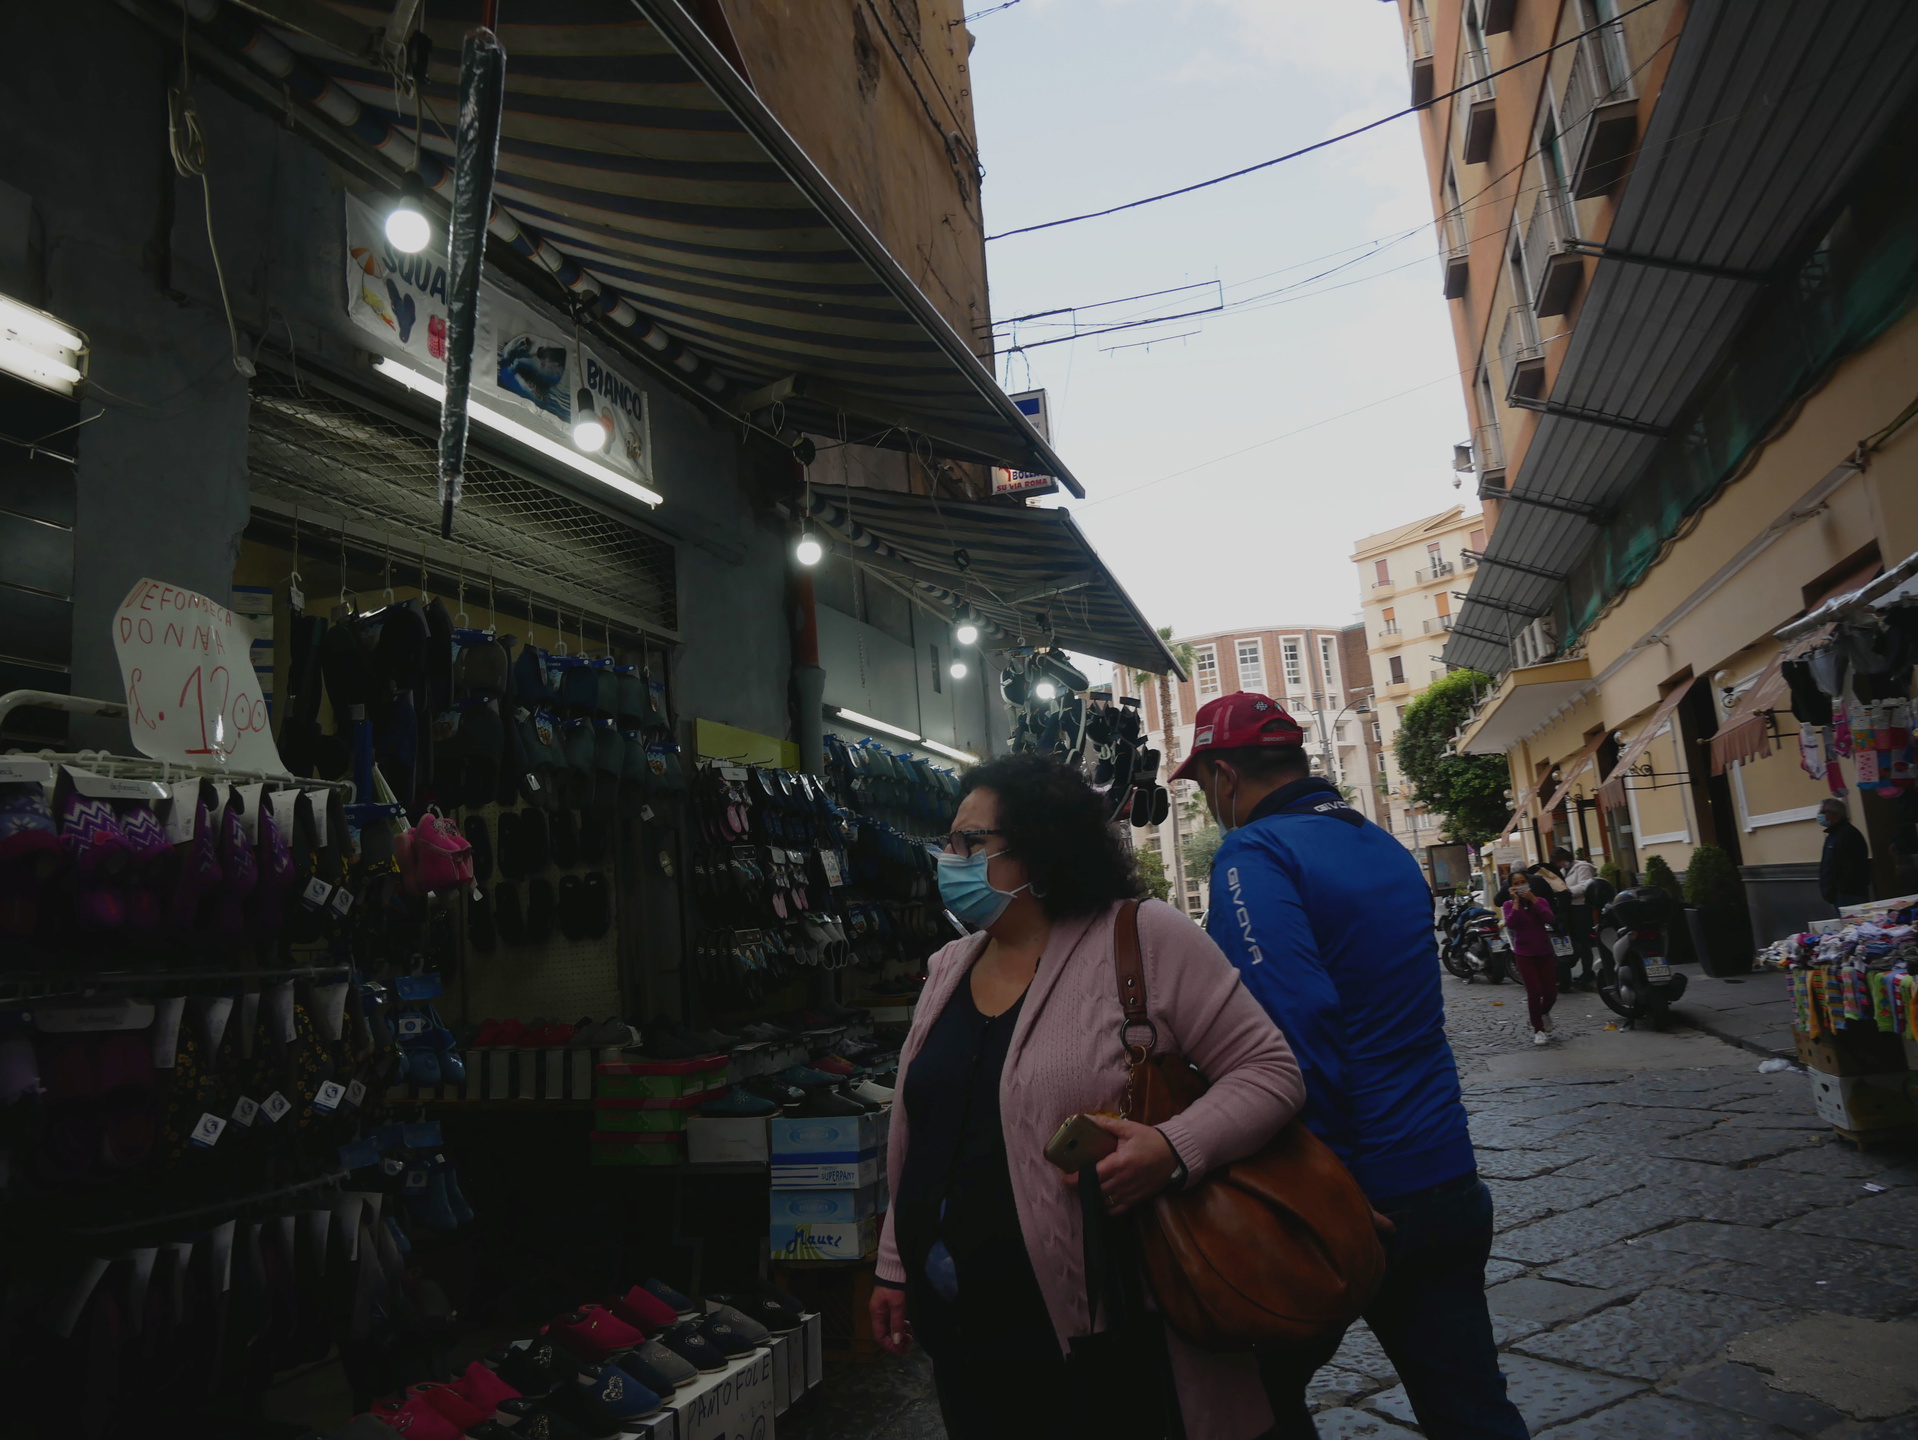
[{"left": 960, "top": 753, "right": 1141, "bottom": 919}]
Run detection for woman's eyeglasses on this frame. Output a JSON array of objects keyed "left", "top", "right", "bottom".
[{"left": 941, "top": 828, "right": 1004, "bottom": 857}]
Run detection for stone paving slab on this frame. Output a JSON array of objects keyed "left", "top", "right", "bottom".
[
  {"left": 1535, "top": 1393, "right": 1801, "bottom": 1437},
  {"left": 1309, "top": 1406, "right": 1420, "bottom": 1438},
  {"left": 1646, "top": 1123, "right": 1828, "bottom": 1167},
  {"left": 1368, "top": 1352, "right": 1644, "bottom": 1433},
  {"left": 1491, "top": 1189, "right": 1677, "bottom": 1264},
  {"left": 1541, "top": 1242, "right": 1707, "bottom": 1292},
  {"left": 1487, "top": 1276, "right": 1634, "bottom": 1326},
  {"left": 1476, "top": 1146, "right": 1586, "bottom": 1179},
  {"left": 1306, "top": 1365, "right": 1378, "bottom": 1410},
  {"left": 1780, "top": 1189, "right": 1918, "bottom": 1248},
  {"left": 1486, "top": 1172, "right": 1641, "bottom": 1228},
  {"left": 1327, "top": 1323, "right": 1398, "bottom": 1385},
  {"left": 1513, "top": 1286, "right": 1799, "bottom": 1380},
  {"left": 1667, "top": 1362, "right": 1849, "bottom": 1435},
  {"left": 1751, "top": 1142, "right": 1918, "bottom": 1185},
  {"left": 1640, "top": 1221, "right": 1918, "bottom": 1286},
  {"left": 1679, "top": 1258, "right": 1916, "bottom": 1321}
]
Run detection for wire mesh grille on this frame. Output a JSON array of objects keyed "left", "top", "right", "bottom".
[{"left": 247, "top": 374, "right": 677, "bottom": 633}]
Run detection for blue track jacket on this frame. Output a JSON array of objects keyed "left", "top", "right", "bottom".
[{"left": 1204, "top": 777, "right": 1475, "bottom": 1203}]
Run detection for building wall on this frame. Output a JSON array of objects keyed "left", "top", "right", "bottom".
[
  {"left": 721, "top": 0, "right": 990, "bottom": 347},
  {"left": 1352, "top": 506, "right": 1486, "bottom": 855}
]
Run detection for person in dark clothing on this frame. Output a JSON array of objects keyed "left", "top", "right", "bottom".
[
  {"left": 1818, "top": 797, "right": 1872, "bottom": 914},
  {"left": 1175, "top": 692, "right": 1528, "bottom": 1440}
]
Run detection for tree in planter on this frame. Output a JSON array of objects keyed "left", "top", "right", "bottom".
[
  {"left": 1394, "top": 671, "right": 1510, "bottom": 846},
  {"left": 1640, "top": 853, "right": 1695, "bottom": 964},
  {"left": 1598, "top": 860, "right": 1624, "bottom": 890},
  {"left": 1683, "top": 842, "right": 1754, "bottom": 976}
]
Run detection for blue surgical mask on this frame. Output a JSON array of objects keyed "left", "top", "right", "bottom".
[{"left": 936, "top": 849, "right": 1031, "bottom": 928}]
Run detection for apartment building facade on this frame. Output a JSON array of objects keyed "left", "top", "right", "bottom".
[
  {"left": 1115, "top": 623, "right": 1370, "bottom": 916},
  {"left": 1353, "top": 506, "right": 1487, "bottom": 858},
  {"left": 1393, "top": 0, "right": 1918, "bottom": 943}
]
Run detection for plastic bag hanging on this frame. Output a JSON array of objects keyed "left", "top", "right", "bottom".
[{"left": 437, "top": 16, "right": 507, "bottom": 539}]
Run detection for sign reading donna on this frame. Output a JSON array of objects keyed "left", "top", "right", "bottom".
[
  {"left": 342, "top": 196, "right": 652, "bottom": 492},
  {"left": 113, "top": 579, "right": 287, "bottom": 775}
]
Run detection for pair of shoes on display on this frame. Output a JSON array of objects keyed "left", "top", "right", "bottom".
[
  {"left": 736, "top": 1021, "right": 796, "bottom": 1043},
  {"left": 793, "top": 1085, "right": 881, "bottom": 1117},
  {"left": 633, "top": 1016, "right": 735, "bottom": 1060},
  {"left": 698, "top": 1086, "right": 779, "bottom": 1118},
  {"left": 852, "top": 1078, "right": 895, "bottom": 1105}
]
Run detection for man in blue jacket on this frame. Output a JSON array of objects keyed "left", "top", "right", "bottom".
[{"left": 1171, "top": 693, "right": 1526, "bottom": 1440}]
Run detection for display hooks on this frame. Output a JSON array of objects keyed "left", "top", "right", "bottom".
[
  {"left": 455, "top": 566, "right": 469, "bottom": 629},
  {"left": 288, "top": 506, "right": 306, "bottom": 612},
  {"left": 487, "top": 573, "right": 497, "bottom": 635},
  {"left": 336, "top": 531, "right": 354, "bottom": 617},
  {"left": 381, "top": 544, "right": 395, "bottom": 605},
  {"left": 552, "top": 603, "right": 568, "bottom": 657}
]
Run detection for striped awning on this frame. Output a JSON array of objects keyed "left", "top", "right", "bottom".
[
  {"left": 176, "top": 0, "right": 1078, "bottom": 491},
  {"left": 802, "top": 489, "right": 1183, "bottom": 678}
]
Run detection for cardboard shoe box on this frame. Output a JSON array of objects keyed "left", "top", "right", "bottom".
[
  {"left": 770, "top": 1184, "right": 880, "bottom": 1226},
  {"left": 770, "top": 1217, "right": 877, "bottom": 1262},
  {"left": 597, "top": 1057, "right": 730, "bottom": 1099},
  {"left": 770, "top": 1113, "right": 888, "bottom": 1189},
  {"left": 1794, "top": 1025, "right": 1909, "bottom": 1077},
  {"left": 685, "top": 1116, "right": 770, "bottom": 1165},
  {"left": 1809, "top": 1070, "right": 1916, "bottom": 1132}
]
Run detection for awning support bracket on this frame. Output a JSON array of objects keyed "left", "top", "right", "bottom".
[
  {"left": 1454, "top": 591, "right": 1545, "bottom": 618},
  {"left": 1460, "top": 551, "right": 1567, "bottom": 582},
  {"left": 1450, "top": 623, "right": 1515, "bottom": 647},
  {"left": 1478, "top": 485, "right": 1605, "bottom": 522},
  {"left": 1563, "top": 239, "right": 1771, "bottom": 286},
  {"left": 1505, "top": 396, "right": 1669, "bottom": 437}
]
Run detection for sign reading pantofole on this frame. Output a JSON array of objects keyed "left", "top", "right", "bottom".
[{"left": 113, "top": 579, "right": 288, "bottom": 775}]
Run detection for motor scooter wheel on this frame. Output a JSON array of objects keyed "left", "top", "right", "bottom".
[
  {"left": 1441, "top": 944, "right": 1475, "bottom": 981},
  {"left": 1594, "top": 957, "right": 1638, "bottom": 1021}
]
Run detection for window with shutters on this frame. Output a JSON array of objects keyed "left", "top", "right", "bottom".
[
  {"left": 1195, "top": 645, "right": 1220, "bottom": 697},
  {"left": 1235, "top": 638, "right": 1264, "bottom": 693},
  {"left": 1281, "top": 639, "right": 1302, "bottom": 688},
  {"left": 1389, "top": 655, "right": 1406, "bottom": 685}
]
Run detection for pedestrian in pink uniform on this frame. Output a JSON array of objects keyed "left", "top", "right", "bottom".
[{"left": 1503, "top": 874, "right": 1560, "bottom": 1044}]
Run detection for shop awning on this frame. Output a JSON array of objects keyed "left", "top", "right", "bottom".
[
  {"left": 1709, "top": 653, "right": 1792, "bottom": 775},
  {"left": 1596, "top": 675, "right": 1702, "bottom": 812},
  {"left": 801, "top": 489, "right": 1184, "bottom": 678},
  {"left": 1444, "top": 0, "right": 1918, "bottom": 677},
  {"left": 1538, "top": 730, "right": 1607, "bottom": 815},
  {"left": 174, "top": 0, "right": 1079, "bottom": 492}
]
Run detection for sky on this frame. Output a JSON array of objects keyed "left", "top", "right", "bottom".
[{"left": 965, "top": 0, "right": 1476, "bottom": 662}]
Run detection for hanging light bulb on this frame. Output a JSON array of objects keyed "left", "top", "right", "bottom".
[
  {"left": 795, "top": 533, "right": 823, "bottom": 566},
  {"left": 949, "top": 660, "right": 968, "bottom": 680},
  {"left": 954, "top": 621, "right": 980, "bottom": 646},
  {"left": 385, "top": 173, "right": 431, "bottom": 254},
  {"left": 571, "top": 387, "right": 607, "bottom": 452},
  {"left": 1033, "top": 680, "right": 1058, "bottom": 700}
]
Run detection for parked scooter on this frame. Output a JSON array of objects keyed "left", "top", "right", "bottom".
[
  {"left": 1437, "top": 892, "right": 1516, "bottom": 984},
  {"left": 1593, "top": 885, "right": 1689, "bottom": 1028}
]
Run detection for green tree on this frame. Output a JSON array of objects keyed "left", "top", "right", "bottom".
[
  {"left": 1183, "top": 822, "right": 1222, "bottom": 884},
  {"left": 1393, "top": 669, "right": 1509, "bottom": 846},
  {"left": 1135, "top": 847, "right": 1171, "bottom": 901}
]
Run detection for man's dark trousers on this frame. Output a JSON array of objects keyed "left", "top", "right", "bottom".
[{"left": 1259, "top": 1174, "right": 1529, "bottom": 1439}]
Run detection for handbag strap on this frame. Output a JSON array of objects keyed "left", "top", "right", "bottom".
[{"left": 1113, "top": 899, "right": 1157, "bottom": 1060}]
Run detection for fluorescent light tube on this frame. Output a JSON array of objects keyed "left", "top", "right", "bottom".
[
  {"left": 373, "top": 356, "right": 662, "bottom": 507},
  {"left": 920, "top": 737, "right": 978, "bottom": 764},
  {"left": 831, "top": 707, "right": 920, "bottom": 743}
]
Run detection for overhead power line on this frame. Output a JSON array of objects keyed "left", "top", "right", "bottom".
[{"left": 984, "top": 0, "right": 1669, "bottom": 242}]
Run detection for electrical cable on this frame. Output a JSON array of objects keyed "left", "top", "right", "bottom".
[
  {"left": 168, "top": 7, "right": 254, "bottom": 380},
  {"left": 984, "top": 0, "right": 1670, "bottom": 241}
]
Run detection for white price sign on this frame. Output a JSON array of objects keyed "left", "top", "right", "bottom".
[{"left": 113, "top": 579, "right": 287, "bottom": 775}]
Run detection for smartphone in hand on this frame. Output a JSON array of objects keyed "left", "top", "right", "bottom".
[{"left": 1044, "top": 1113, "right": 1118, "bottom": 1172}]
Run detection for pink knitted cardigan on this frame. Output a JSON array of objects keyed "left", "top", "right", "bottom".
[{"left": 876, "top": 898, "right": 1305, "bottom": 1440}]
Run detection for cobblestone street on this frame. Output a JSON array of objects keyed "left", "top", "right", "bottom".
[{"left": 786, "top": 969, "right": 1918, "bottom": 1439}]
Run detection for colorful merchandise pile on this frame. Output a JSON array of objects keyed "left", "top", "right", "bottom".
[{"left": 1777, "top": 907, "right": 1918, "bottom": 1041}]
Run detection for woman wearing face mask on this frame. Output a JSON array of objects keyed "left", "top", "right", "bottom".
[
  {"left": 1502, "top": 874, "right": 1560, "bottom": 1046},
  {"left": 871, "top": 752, "right": 1303, "bottom": 1440}
]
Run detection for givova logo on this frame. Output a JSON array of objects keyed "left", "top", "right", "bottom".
[{"left": 1225, "top": 867, "right": 1264, "bottom": 964}]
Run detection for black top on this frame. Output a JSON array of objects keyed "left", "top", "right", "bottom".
[
  {"left": 895, "top": 966, "right": 1054, "bottom": 1353},
  {"left": 1820, "top": 820, "right": 1872, "bottom": 902}
]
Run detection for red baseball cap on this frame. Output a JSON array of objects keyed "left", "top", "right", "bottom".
[{"left": 1168, "top": 693, "right": 1305, "bottom": 782}]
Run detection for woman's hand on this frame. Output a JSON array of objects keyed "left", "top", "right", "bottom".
[
  {"left": 1062, "top": 1113, "right": 1181, "bottom": 1216},
  {"left": 870, "top": 1284, "right": 912, "bottom": 1356}
]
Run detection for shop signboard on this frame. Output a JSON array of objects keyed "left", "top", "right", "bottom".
[
  {"left": 343, "top": 197, "right": 653, "bottom": 493},
  {"left": 113, "top": 579, "right": 287, "bottom": 775},
  {"left": 1425, "top": 841, "right": 1473, "bottom": 892},
  {"left": 991, "top": 388, "right": 1059, "bottom": 498}
]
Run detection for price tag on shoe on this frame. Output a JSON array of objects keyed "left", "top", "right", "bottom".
[
  {"left": 312, "top": 1080, "right": 347, "bottom": 1114},
  {"left": 820, "top": 851, "right": 844, "bottom": 888},
  {"left": 300, "top": 877, "right": 334, "bottom": 910},
  {"left": 260, "top": 1091, "right": 293, "bottom": 1124},
  {"left": 403, "top": 1166, "right": 430, "bottom": 1193},
  {"left": 345, "top": 1079, "right": 367, "bottom": 1110},
  {"left": 328, "top": 886, "right": 355, "bottom": 917},
  {"left": 190, "top": 1113, "right": 228, "bottom": 1149},
  {"left": 232, "top": 1096, "right": 260, "bottom": 1127}
]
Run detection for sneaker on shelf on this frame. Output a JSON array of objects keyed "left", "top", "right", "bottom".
[
  {"left": 741, "top": 1078, "right": 806, "bottom": 1110},
  {"left": 555, "top": 1361, "right": 664, "bottom": 1429},
  {"left": 365, "top": 1392, "right": 467, "bottom": 1439},
  {"left": 1532, "top": 1030, "right": 1550, "bottom": 1046},
  {"left": 621, "top": 1337, "right": 699, "bottom": 1390},
  {"left": 489, "top": 1396, "right": 597, "bottom": 1439},
  {"left": 706, "top": 1291, "right": 801, "bottom": 1336},
  {"left": 627, "top": 1026, "right": 711, "bottom": 1062},
  {"left": 852, "top": 1080, "right": 895, "bottom": 1106},
  {"left": 700, "top": 1301, "right": 771, "bottom": 1346},
  {"left": 448, "top": 1360, "right": 521, "bottom": 1412},
  {"left": 698, "top": 1087, "right": 778, "bottom": 1118},
  {"left": 544, "top": 1305, "right": 646, "bottom": 1362},
  {"left": 643, "top": 1275, "right": 699, "bottom": 1316},
  {"left": 774, "top": 1064, "right": 842, "bottom": 1090},
  {"left": 608, "top": 1283, "right": 681, "bottom": 1335},
  {"left": 405, "top": 1381, "right": 492, "bottom": 1431},
  {"left": 752, "top": 1276, "right": 808, "bottom": 1315},
  {"left": 576, "top": 1017, "right": 636, "bottom": 1049},
  {"left": 812, "top": 1054, "right": 856, "bottom": 1077},
  {"left": 487, "top": 1340, "right": 580, "bottom": 1398},
  {"left": 654, "top": 1321, "right": 729, "bottom": 1373},
  {"left": 793, "top": 1088, "right": 874, "bottom": 1118}
]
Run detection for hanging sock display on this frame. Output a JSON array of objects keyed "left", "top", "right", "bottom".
[
  {"left": 1799, "top": 723, "right": 1826, "bottom": 779},
  {"left": 1823, "top": 727, "right": 1848, "bottom": 797},
  {"left": 1833, "top": 703, "right": 1855, "bottom": 758}
]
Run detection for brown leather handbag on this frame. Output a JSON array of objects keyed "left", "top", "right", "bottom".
[{"left": 1112, "top": 900, "right": 1385, "bottom": 1350}]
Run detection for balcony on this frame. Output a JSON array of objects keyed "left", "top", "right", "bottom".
[
  {"left": 1440, "top": 208, "right": 1470, "bottom": 299},
  {"left": 1379, "top": 621, "right": 1401, "bottom": 637},
  {"left": 1499, "top": 303, "right": 1546, "bottom": 405},
  {"left": 1423, "top": 615, "right": 1456, "bottom": 634},
  {"left": 1371, "top": 576, "right": 1397, "bottom": 595},
  {"left": 1407, "top": 11, "right": 1434, "bottom": 108},
  {"left": 1559, "top": 25, "right": 1638, "bottom": 198},
  {"left": 1521, "top": 187, "right": 1584, "bottom": 318},
  {"left": 1455, "top": 58, "right": 1497, "bottom": 164},
  {"left": 1474, "top": 421, "right": 1506, "bottom": 486},
  {"left": 1413, "top": 559, "right": 1455, "bottom": 584}
]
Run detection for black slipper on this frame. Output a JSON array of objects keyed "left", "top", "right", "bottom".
[
  {"left": 524, "top": 878, "right": 556, "bottom": 944},
  {"left": 593, "top": 722, "right": 622, "bottom": 811},
  {"left": 457, "top": 702, "right": 503, "bottom": 812},
  {"left": 550, "top": 809, "right": 579, "bottom": 870},
  {"left": 469, "top": 891, "right": 497, "bottom": 954},
  {"left": 497, "top": 706, "right": 525, "bottom": 809},
  {"left": 558, "top": 874, "right": 587, "bottom": 942},
  {"left": 463, "top": 815, "right": 494, "bottom": 885},
  {"left": 563, "top": 718, "right": 596, "bottom": 809},
  {"left": 518, "top": 807, "right": 552, "bottom": 875},
  {"left": 495, "top": 882, "right": 525, "bottom": 943},
  {"left": 577, "top": 809, "right": 609, "bottom": 865},
  {"left": 582, "top": 872, "right": 612, "bottom": 939},
  {"left": 497, "top": 810, "right": 525, "bottom": 880}
]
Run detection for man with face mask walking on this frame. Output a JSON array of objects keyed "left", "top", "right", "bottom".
[
  {"left": 1169, "top": 693, "right": 1527, "bottom": 1440},
  {"left": 1817, "top": 797, "right": 1872, "bottom": 915}
]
